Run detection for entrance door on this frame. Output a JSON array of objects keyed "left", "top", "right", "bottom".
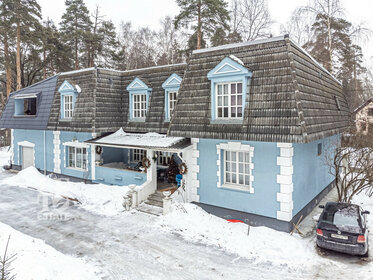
[{"left": 22, "top": 146, "right": 34, "bottom": 169}]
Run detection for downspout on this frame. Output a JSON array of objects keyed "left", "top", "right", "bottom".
[{"left": 43, "top": 130, "right": 46, "bottom": 175}]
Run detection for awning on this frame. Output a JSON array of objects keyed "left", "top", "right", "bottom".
[
  {"left": 14, "top": 92, "right": 40, "bottom": 99},
  {"left": 86, "top": 128, "right": 191, "bottom": 151}
]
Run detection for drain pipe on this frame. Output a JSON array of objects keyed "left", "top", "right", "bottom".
[{"left": 43, "top": 130, "right": 46, "bottom": 175}]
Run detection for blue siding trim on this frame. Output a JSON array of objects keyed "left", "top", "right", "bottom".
[
  {"left": 126, "top": 77, "right": 152, "bottom": 121},
  {"left": 58, "top": 80, "right": 78, "bottom": 120},
  {"left": 292, "top": 135, "right": 339, "bottom": 214},
  {"left": 197, "top": 138, "right": 280, "bottom": 218},
  {"left": 207, "top": 57, "right": 252, "bottom": 121},
  {"left": 94, "top": 166, "right": 146, "bottom": 186}
]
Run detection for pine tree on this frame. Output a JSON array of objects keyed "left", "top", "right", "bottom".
[
  {"left": 174, "top": 0, "right": 230, "bottom": 49},
  {"left": 0, "top": 0, "right": 14, "bottom": 96},
  {"left": 60, "top": 0, "right": 92, "bottom": 70},
  {"left": 10, "top": 0, "right": 42, "bottom": 90}
]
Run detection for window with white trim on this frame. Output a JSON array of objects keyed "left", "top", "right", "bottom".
[
  {"left": 216, "top": 82, "right": 243, "bottom": 119},
  {"left": 157, "top": 151, "right": 172, "bottom": 166},
  {"left": 68, "top": 146, "right": 87, "bottom": 169},
  {"left": 168, "top": 91, "right": 178, "bottom": 119},
  {"left": 133, "top": 94, "right": 147, "bottom": 119},
  {"left": 132, "top": 149, "right": 146, "bottom": 162},
  {"left": 224, "top": 150, "right": 251, "bottom": 187},
  {"left": 64, "top": 95, "right": 73, "bottom": 118}
]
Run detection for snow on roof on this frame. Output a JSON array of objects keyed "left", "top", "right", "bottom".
[
  {"left": 229, "top": 55, "right": 244, "bottom": 66},
  {"left": 192, "top": 35, "right": 285, "bottom": 54},
  {"left": 91, "top": 128, "right": 186, "bottom": 149}
]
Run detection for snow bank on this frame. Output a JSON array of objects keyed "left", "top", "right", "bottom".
[
  {"left": 0, "top": 146, "right": 11, "bottom": 167},
  {"left": 2, "top": 167, "right": 129, "bottom": 216},
  {"left": 156, "top": 203, "right": 318, "bottom": 267},
  {"left": 0, "top": 222, "right": 99, "bottom": 280}
]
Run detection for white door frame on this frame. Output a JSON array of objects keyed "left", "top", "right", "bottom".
[{"left": 18, "top": 141, "right": 35, "bottom": 169}]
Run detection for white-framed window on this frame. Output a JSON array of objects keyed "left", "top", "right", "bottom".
[
  {"left": 68, "top": 146, "right": 87, "bottom": 170},
  {"left": 157, "top": 151, "right": 172, "bottom": 166},
  {"left": 132, "top": 149, "right": 146, "bottom": 162},
  {"left": 168, "top": 91, "right": 178, "bottom": 119},
  {"left": 216, "top": 82, "right": 243, "bottom": 119},
  {"left": 224, "top": 150, "right": 251, "bottom": 187},
  {"left": 133, "top": 94, "right": 147, "bottom": 119},
  {"left": 64, "top": 95, "right": 73, "bottom": 118}
]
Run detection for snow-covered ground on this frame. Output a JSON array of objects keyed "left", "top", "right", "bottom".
[
  {"left": 0, "top": 222, "right": 99, "bottom": 280},
  {"left": 3, "top": 166, "right": 129, "bottom": 216},
  {"left": 0, "top": 146, "right": 372, "bottom": 279}
]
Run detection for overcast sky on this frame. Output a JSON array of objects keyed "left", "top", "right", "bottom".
[{"left": 37, "top": 0, "right": 373, "bottom": 65}]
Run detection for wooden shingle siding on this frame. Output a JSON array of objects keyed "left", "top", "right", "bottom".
[
  {"left": 47, "top": 64, "right": 185, "bottom": 134},
  {"left": 168, "top": 36, "right": 349, "bottom": 143}
]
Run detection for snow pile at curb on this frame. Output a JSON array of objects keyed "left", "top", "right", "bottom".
[
  {"left": 2, "top": 167, "right": 129, "bottom": 216},
  {"left": 0, "top": 222, "right": 99, "bottom": 280},
  {"left": 157, "top": 203, "right": 318, "bottom": 267}
]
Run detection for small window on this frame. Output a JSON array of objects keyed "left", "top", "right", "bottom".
[
  {"left": 216, "top": 82, "right": 243, "bottom": 119},
  {"left": 14, "top": 97, "right": 37, "bottom": 116},
  {"left": 133, "top": 94, "right": 147, "bottom": 119},
  {"left": 132, "top": 149, "right": 146, "bottom": 162},
  {"left": 334, "top": 96, "right": 341, "bottom": 111},
  {"left": 168, "top": 91, "right": 178, "bottom": 119},
  {"left": 317, "top": 143, "right": 322, "bottom": 156},
  {"left": 224, "top": 150, "right": 251, "bottom": 187},
  {"left": 64, "top": 95, "right": 73, "bottom": 118},
  {"left": 368, "top": 108, "right": 373, "bottom": 116},
  {"left": 67, "top": 146, "right": 87, "bottom": 170}
]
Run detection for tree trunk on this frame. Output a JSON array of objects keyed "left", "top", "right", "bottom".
[
  {"left": 4, "top": 34, "right": 12, "bottom": 96},
  {"left": 43, "top": 48, "right": 47, "bottom": 79},
  {"left": 16, "top": 22, "right": 21, "bottom": 90},
  {"left": 197, "top": 0, "right": 202, "bottom": 49},
  {"left": 75, "top": 38, "right": 79, "bottom": 70},
  {"left": 327, "top": 16, "right": 333, "bottom": 72}
]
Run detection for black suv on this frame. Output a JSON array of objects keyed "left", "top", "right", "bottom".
[{"left": 316, "top": 202, "right": 370, "bottom": 256}]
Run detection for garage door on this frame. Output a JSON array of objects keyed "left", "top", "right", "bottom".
[{"left": 22, "top": 146, "right": 34, "bottom": 169}]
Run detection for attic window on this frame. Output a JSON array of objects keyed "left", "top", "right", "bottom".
[
  {"left": 14, "top": 94, "right": 38, "bottom": 116},
  {"left": 334, "top": 96, "right": 341, "bottom": 111}
]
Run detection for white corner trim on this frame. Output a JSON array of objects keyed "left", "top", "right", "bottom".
[
  {"left": 190, "top": 138, "right": 200, "bottom": 202},
  {"left": 213, "top": 62, "right": 241, "bottom": 75},
  {"left": 10, "top": 129, "right": 14, "bottom": 164},
  {"left": 276, "top": 142, "right": 294, "bottom": 222},
  {"left": 53, "top": 131, "right": 61, "bottom": 174},
  {"left": 18, "top": 141, "right": 35, "bottom": 148},
  {"left": 216, "top": 142, "right": 254, "bottom": 193}
]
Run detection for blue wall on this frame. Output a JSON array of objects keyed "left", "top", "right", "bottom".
[
  {"left": 13, "top": 129, "right": 93, "bottom": 180},
  {"left": 13, "top": 129, "right": 54, "bottom": 172},
  {"left": 292, "top": 135, "right": 339, "bottom": 214},
  {"left": 94, "top": 166, "right": 146, "bottom": 186},
  {"left": 197, "top": 139, "right": 280, "bottom": 218}
]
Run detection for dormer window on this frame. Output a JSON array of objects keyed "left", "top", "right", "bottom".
[
  {"left": 207, "top": 56, "right": 252, "bottom": 121},
  {"left": 127, "top": 77, "right": 151, "bottom": 121},
  {"left": 59, "top": 80, "right": 79, "bottom": 120},
  {"left": 14, "top": 93, "right": 39, "bottom": 116},
  {"left": 162, "top": 73, "right": 182, "bottom": 121}
]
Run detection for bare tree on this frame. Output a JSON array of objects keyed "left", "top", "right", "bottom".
[
  {"left": 281, "top": 8, "right": 314, "bottom": 46},
  {"left": 231, "top": 0, "right": 272, "bottom": 41},
  {"left": 325, "top": 132, "right": 373, "bottom": 203}
]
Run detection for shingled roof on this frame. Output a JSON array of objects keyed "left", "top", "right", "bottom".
[
  {"left": 47, "top": 64, "right": 186, "bottom": 134},
  {"left": 168, "top": 35, "right": 350, "bottom": 143},
  {"left": 0, "top": 75, "right": 58, "bottom": 130}
]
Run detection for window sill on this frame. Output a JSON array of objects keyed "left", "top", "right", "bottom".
[
  {"left": 66, "top": 167, "right": 88, "bottom": 172},
  {"left": 14, "top": 115, "right": 37, "bottom": 118},
  {"left": 59, "top": 118, "right": 72, "bottom": 122},
  {"left": 210, "top": 119, "right": 243, "bottom": 125},
  {"left": 129, "top": 118, "right": 146, "bottom": 122},
  {"left": 219, "top": 183, "right": 253, "bottom": 193}
]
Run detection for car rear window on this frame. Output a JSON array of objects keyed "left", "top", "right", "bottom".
[{"left": 321, "top": 207, "right": 360, "bottom": 228}]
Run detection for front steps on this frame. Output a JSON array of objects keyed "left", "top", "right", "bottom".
[{"left": 136, "top": 191, "right": 164, "bottom": 216}]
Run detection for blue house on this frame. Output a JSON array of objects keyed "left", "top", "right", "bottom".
[{"left": 0, "top": 35, "right": 349, "bottom": 231}]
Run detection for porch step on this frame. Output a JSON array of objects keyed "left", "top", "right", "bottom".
[
  {"left": 145, "top": 199, "right": 163, "bottom": 208},
  {"left": 137, "top": 203, "right": 163, "bottom": 216}
]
